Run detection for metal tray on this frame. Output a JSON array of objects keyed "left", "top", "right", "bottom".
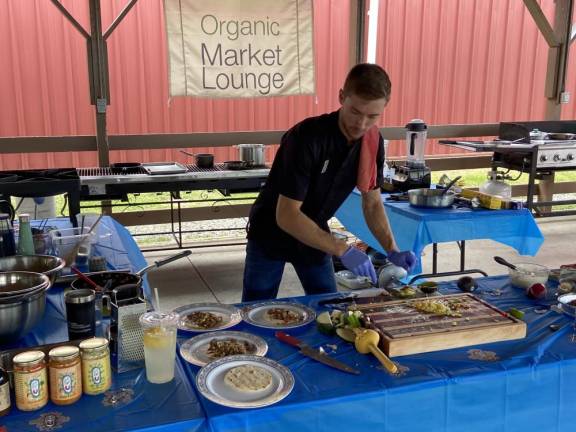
[{"left": 142, "top": 162, "right": 188, "bottom": 175}]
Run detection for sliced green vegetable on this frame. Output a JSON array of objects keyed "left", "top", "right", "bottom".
[{"left": 508, "top": 308, "right": 525, "bottom": 320}]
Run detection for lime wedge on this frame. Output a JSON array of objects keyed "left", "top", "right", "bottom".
[{"left": 316, "top": 311, "right": 335, "bottom": 335}]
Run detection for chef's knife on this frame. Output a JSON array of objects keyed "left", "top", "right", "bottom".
[{"left": 275, "top": 331, "right": 360, "bottom": 375}]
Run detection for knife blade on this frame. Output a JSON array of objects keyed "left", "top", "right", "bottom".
[{"left": 275, "top": 331, "right": 360, "bottom": 375}]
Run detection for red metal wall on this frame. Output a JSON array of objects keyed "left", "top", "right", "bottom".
[
  {"left": 375, "top": 0, "right": 576, "bottom": 157},
  {"left": 0, "top": 0, "right": 574, "bottom": 169}
]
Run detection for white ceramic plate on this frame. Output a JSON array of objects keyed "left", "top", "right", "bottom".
[
  {"left": 558, "top": 294, "right": 576, "bottom": 317},
  {"left": 180, "top": 331, "right": 268, "bottom": 367},
  {"left": 241, "top": 301, "right": 316, "bottom": 330},
  {"left": 196, "top": 355, "right": 294, "bottom": 409},
  {"left": 173, "top": 303, "right": 242, "bottom": 332}
]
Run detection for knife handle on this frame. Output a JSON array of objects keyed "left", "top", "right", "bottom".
[{"left": 275, "top": 331, "right": 301, "bottom": 347}]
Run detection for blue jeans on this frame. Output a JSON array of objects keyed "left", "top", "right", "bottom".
[{"left": 242, "top": 239, "right": 337, "bottom": 302}]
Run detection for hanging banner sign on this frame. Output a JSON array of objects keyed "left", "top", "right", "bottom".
[{"left": 164, "top": 0, "right": 315, "bottom": 98}]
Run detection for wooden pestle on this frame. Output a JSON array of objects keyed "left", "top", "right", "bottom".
[{"left": 353, "top": 328, "right": 399, "bottom": 374}]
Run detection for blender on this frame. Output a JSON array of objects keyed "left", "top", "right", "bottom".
[{"left": 383, "top": 119, "right": 431, "bottom": 192}]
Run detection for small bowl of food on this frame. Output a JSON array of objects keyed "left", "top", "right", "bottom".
[
  {"left": 418, "top": 281, "right": 438, "bottom": 295},
  {"left": 558, "top": 293, "right": 576, "bottom": 317}
]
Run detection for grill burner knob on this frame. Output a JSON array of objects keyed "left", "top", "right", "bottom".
[
  {"left": 567, "top": 154, "right": 574, "bottom": 161},
  {"left": 553, "top": 154, "right": 561, "bottom": 162},
  {"left": 539, "top": 155, "right": 548, "bottom": 162}
]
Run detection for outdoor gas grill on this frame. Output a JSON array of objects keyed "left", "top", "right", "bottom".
[
  {"left": 78, "top": 162, "right": 270, "bottom": 200},
  {"left": 440, "top": 120, "right": 576, "bottom": 217},
  {"left": 0, "top": 168, "right": 81, "bottom": 225}
]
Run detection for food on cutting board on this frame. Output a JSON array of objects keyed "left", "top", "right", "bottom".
[
  {"left": 224, "top": 365, "right": 273, "bottom": 392},
  {"left": 266, "top": 308, "right": 303, "bottom": 324},
  {"left": 206, "top": 338, "right": 257, "bottom": 359},
  {"left": 411, "top": 299, "right": 462, "bottom": 317},
  {"left": 183, "top": 311, "right": 223, "bottom": 329}
]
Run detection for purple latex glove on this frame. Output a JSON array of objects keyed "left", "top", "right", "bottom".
[
  {"left": 340, "top": 246, "right": 377, "bottom": 284},
  {"left": 387, "top": 250, "right": 417, "bottom": 273}
]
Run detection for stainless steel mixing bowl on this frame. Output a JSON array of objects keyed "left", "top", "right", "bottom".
[
  {"left": 0, "top": 271, "right": 50, "bottom": 301},
  {"left": 0, "top": 255, "right": 65, "bottom": 285},
  {"left": 0, "top": 271, "right": 50, "bottom": 343}
]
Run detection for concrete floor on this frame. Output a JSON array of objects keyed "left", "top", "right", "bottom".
[{"left": 144, "top": 215, "right": 576, "bottom": 311}]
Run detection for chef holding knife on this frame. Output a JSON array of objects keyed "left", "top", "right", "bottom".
[{"left": 242, "top": 63, "right": 416, "bottom": 302}]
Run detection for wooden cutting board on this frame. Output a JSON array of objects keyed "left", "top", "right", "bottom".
[{"left": 353, "top": 293, "right": 526, "bottom": 357}]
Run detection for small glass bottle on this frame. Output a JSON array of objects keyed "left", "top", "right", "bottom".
[
  {"left": 0, "top": 367, "right": 11, "bottom": 416},
  {"left": 13, "top": 350, "right": 48, "bottom": 411},
  {"left": 16, "top": 213, "right": 35, "bottom": 255},
  {"left": 0, "top": 213, "right": 16, "bottom": 257},
  {"left": 79, "top": 338, "right": 112, "bottom": 395},
  {"left": 48, "top": 346, "right": 82, "bottom": 405}
]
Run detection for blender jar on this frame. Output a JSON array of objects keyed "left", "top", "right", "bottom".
[{"left": 405, "top": 119, "right": 427, "bottom": 167}]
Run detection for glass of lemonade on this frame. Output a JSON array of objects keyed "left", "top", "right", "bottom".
[{"left": 139, "top": 311, "right": 179, "bottom": 384}]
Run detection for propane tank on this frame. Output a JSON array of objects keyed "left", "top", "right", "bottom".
[{"left": 479, "top": 170, "right": 512, "bottom": 199}]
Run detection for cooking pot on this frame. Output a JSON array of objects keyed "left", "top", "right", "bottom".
[
  {"left": 545, "top": 132, "right": 576, "bottom": 141},
  {"left": 494, "top": 256, "right": 550, "bottom": 289},
  {"left": 223, "top": 160, "right": 250, "bottom": 170},
  {"left": 236, "top": 144, "right": 265, "bottom": 167},
  {"left": 111, "top": 162, "right": 142, "bottom": 174},
  {"left": 408, "top": 175, "right": 461, "bottom": 208},
  {"left": 179, "top": 150, "right": 214, "bottom": 168},
  {"left": 408, "top": 189, "right": 456, "bottom": 208}
]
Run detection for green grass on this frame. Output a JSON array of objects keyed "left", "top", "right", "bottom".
[{"left": 36, "top": 168, "right": 576, "bottom": 218}]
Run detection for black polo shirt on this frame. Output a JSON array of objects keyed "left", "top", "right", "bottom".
[{"left": 247, "top": 110, "right": 384, "bottom": 264}]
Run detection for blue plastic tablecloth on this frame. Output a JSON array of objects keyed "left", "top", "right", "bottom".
[
  {"left": 0, "top": 217, "right": 206, "bottom": 432},
  {"left": 182, "top": 277, "right": 576, "bottom": 432},
  {"left": 335, "top": 190, "right": 544, "bottom": 273}
]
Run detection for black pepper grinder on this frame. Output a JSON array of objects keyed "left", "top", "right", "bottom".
[{"left": 0, "top": 367, "right": 10, "bottom": 416}]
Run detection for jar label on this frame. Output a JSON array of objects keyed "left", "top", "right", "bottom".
[
  {"left": 82, "top": 358, "right": 111, "bottom": 394},
  {"left": 50, "top": 364, "right": 81, "bottom": 402},
  {"left": 0, "top": 382, "right": 10, "bottom": 411},
  {"left": 14, "top": 369, "right": 48, "bottom": 411}
]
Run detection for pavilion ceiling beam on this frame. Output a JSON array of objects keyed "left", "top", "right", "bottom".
[
  {"left": 523, "top": 0, "right": 560, "bottom": 47},
  {"left": 103, "top": 0, "right": 139, "bottom": 40},
  {"left": 49, "top": 0, "right": 91, "bottom": 40}
]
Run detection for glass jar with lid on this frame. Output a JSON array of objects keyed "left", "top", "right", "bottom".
[
  {"left": 79, "top": 337, "right": 111, "bottom": 395},
  {"left": 13, "top": 350, "right": 48, "bottom": 411},
  {"left": 48, "top": 345, "right": 82, "bottom": 405}
]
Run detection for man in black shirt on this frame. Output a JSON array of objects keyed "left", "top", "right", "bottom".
[{"left": 243, "top": 63, "right": 416, "bottom": 301}]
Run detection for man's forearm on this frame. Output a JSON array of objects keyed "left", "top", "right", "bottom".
[
  {"left": 362, "top": 194, "right": 398, "bottom": 253},
  {"left": 276, "top": 204, "right": 348, "bottom": 257}
]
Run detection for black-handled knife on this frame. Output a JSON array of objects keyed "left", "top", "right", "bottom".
[{"left": 275, "top": 331, "right": 360, "bottom": 375}]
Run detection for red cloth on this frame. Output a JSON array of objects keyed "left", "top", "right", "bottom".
[{"left": 356, "top": 126, "right": 380, "bottom": 192}]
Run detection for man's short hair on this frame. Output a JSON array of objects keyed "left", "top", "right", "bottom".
[{"left": 342, "top": 63, "right": 391, "bottom": 102}]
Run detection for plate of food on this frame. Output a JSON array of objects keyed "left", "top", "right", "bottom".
[
  {"left": 241, "top": 301, "right": 316, "bottom": 330},
  {"left": 180, "top": 331, "right": 268, "bottom": 367},
  {"left": 195, "top": 355, "right": 294, "bottom": 409},
  {"left": 173, "top": 303, "right": 242, "bottom": 332}
]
